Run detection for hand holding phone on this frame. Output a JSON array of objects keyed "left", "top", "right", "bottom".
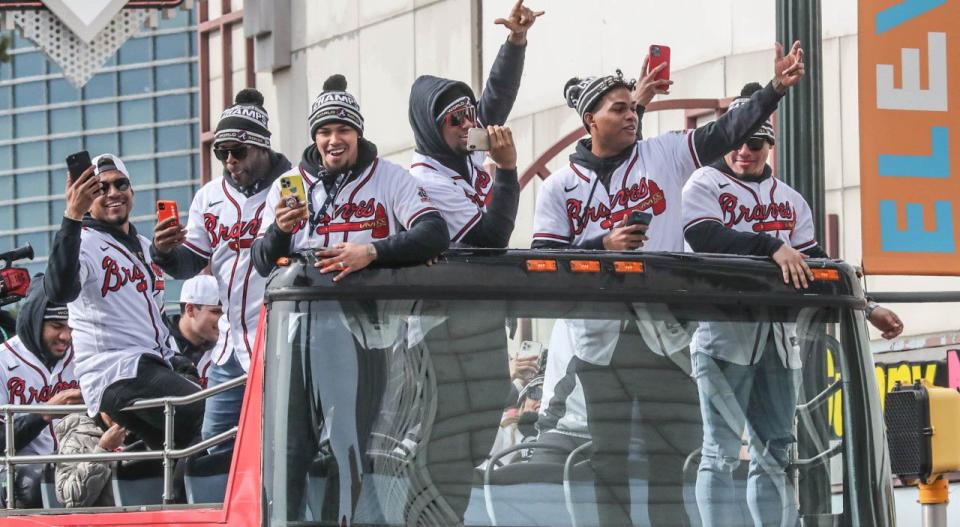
[
  {"left": 66, "top": 151, "right": 93, "bottom": 182},
  {"left": 64, "top": 150, "right": 99, "bottom": 220},
  {"left": 648, "top": 44, "right": 671, "bottom": 82},
  {"left": 279, "top": 174, "right": 307, "bottom": 209},
  {"left": 625, "top": 210, "right": 652, "bottom": 227},
  {"left": 156, "top": 200, "right": 180, "bottom": 226},
  {"left": 466, "top": 127, "right": 490, "bottom": 152}
]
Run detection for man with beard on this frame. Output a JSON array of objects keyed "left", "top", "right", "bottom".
[
  {"left": 44, "top": 154, "right": 203, "bottom": 450},
  {"left": 151, "top": 89, "right": 292, "bottom": 454},
  {"left": 0, "top": 278, "right": 81, "bottom": 508}
]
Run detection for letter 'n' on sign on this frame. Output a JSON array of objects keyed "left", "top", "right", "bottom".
[{"left": 859, "top": 0, "right": 960, "bottom": 275}]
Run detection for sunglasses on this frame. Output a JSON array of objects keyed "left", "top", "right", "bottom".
[
  {"left": 740, "top": 137, "right": 768, "bottom": 152},
  {"left": 213, "top": 145, "right": 248, "bottom": 162},
  {"left": 100, "top": 177, "right": 131, "bottom": 193},
  {"left": 443, "top": 105, "right": 477, "bottom": 128}
]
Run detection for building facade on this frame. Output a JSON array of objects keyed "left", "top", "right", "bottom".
[{"left": 0, "top": 5, "right": 200, "bottom": 300}]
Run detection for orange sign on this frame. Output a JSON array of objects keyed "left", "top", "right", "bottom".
[{"left": 859, "top": 0, "right": 959, "bottom": 275}]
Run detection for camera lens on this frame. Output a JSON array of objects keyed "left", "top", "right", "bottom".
[{"left": 652, "top": 47, "right": 660, "bottom": 57}]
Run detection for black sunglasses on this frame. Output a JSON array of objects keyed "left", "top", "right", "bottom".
[
  {"left": 213, "top": 145, "right": 248, "bottom": 162},
  {"left": 740, "top": 137, "right": 768, "bottom": 151},
  {"left": 100, "top": 177, "right": 131, "bottom": 193}
]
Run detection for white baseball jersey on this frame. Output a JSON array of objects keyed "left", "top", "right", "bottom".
[
  {"left": 182, "top": 177, "right": 269, "bottom": 372},
  {"left": 69, "top": 227, "right": 172, "bottom": 415},
  {"left": 532, "top": 132, "right": 699, "bottom": 251},
  {"left": 409, "top": 151, "right": 493, "bottom": 242},
  {"left": 682, "top": 165, "right": 816, "bottom": 367},
  {"left": 258, "top": 158, "right": 439, "bottom": 250},
  {"left": 0, "top": 337, "right": 78, "bottom": 457},
  {"left": 538, "top": 319, "right": 590, "bottom": 438}
]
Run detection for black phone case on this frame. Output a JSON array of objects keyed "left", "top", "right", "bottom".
[{"left": 66, "top": 151, "right": 92, "bottom": 180}]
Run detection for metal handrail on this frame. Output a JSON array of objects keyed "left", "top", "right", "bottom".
[{"left": 2, "top": 374, "right": 247, "bottom": 510}]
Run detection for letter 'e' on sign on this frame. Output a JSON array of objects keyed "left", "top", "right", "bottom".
[{"left": 859, "top": 0, "right": 960, "bottom": 275}]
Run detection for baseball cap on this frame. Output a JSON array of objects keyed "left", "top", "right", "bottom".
[
  {"left": 91, "top": 153, "right": 131, "bottom": 178},
  {"left": 179, "top": 275, "right": 220, "bottom": 306}
]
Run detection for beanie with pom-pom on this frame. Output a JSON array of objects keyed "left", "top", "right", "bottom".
[
  {"left": 564, "top": 70, "right": 635, "bottom": 132},
  {"left": 726, "top": 82, "right": 775, "bottom": 145},
  {"left": 308, "top": 74, "right": 364, "bottom": 139},
  {"left": 214, "top": 88, "right": 272, "bottom": 148}
]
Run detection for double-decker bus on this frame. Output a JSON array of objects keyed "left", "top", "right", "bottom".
[{"left": 3, "top": 249, "right": 894, "bottom": 526}]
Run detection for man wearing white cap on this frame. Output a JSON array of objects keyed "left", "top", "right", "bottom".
[
  {"left": 44, "top": 153, "right": 204, "bottom": 451},
  {"left": 167, "top": 275, "right": 222, "bottom": 388}
]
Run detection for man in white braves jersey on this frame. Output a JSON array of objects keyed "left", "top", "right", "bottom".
[
  {"left": 252, "top": 75, "right": 448, "bottom": 524},
  {"left": 531, "top": 43, "right": 807, "bottom": 527},
  {"left": 44, "top": 154, "right": 203, "bottom": 450},
  {"left": 151, "top": 88, "right": 292, "bottom": 454},
  {"left": 1, "top": 278, "right": 80, "bottom": 507},
  {"left": 408, "top": 0, "right": 543, "bottom": 247},
  {"left": 681, "top": 83, "right": 904, "bottom": 527},
  {"left": 165, "top": 275, "right": 222, "bottom": 389}
]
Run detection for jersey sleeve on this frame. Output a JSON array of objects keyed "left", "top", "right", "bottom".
[
  {"left": 257, "top": 180, "right": 283, "bottom": 239},
  {"left": 414, "top": 173, "right": 482, "bottom": 242},
  {"left": 790, "top": 194, "right": 819, "bottom": 252},
  {"left": 390, "top": 167, "right": 441, "bottom": 230},
  {"left": 182, "top": 186, "right": 213, "bottom": 259},
  {"left": 648, "top": 131, "right": 700, "bottom": 186},
  {"left": 531, "top": 177, "right": 573, "bottom": 246},
  {"left": 681, "top": 169, "right": 724, "bottom": 233},
  {"left": 76, "top": 238, "right": 98, "bottom": 287}
]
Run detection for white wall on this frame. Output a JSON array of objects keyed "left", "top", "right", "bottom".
[{"left": 243, "top": 0, "right": 958, "bottom": 345}]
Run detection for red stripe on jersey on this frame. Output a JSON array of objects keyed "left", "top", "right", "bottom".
[
  {"left": 237, "top": 202, "right": 266, "bottom": 356},
  {"left": 407, "top": 207, "right": 439, "bottom": 227},
  {"left": 347, "top": 159, "right": 379, "bottom": 203},
  {"left": 620, "top": 146, "right": 640, "bottom": 193},
  {"left": 533, "top": 232, "right": 572, "bottom": 242},
  {"left": 221, "top": 180, "right": 244, "bottom": 355},
  {"left": 720, "top": 173, "right": 763, "bottom": 203},
  {"left": 4, "top": 340, "right": 49, "bottom": 386},
  {"left": 183, "top": 240, "right": 212, "bottom": 258},
  {"left": 214, "top": 328, "right": 232, "bottom": 364},
  {"left": 683, "top": 217, "right": 723, "bottom": 231},
  {"left": 299, "top": 166, "right": 316, "bottom": 186},
  {"left": 687, "top": 130, "right": 701, "bottom": 168},
  {"left": 570, "top": 164, "right": 591, "bottom": 183},
  {"left": 411, "top": 162, "right": 438, "bottom": 172},
  {"left": 794, "top": 239, "right": 817, "bottom": 250},
  {"left": 452, "top": 210, "right": 483, "bottom": 242}
]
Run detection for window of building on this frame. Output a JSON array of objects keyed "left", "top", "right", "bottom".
[
  {"left": 0, "top": 206, "right": 12, "bottom": 230},
  {"left": 50, "top": 107, "right": 82, "bottom": 135},
  {"left": 133, "top": 189, "right": 156, "bottom": 218},
  {"left": 16, "top": 231, "right": 49, "bottom": 255},
  {"left": 15, "top": 201, "right": 48, "bottom": 229},
  {"left": 157, "top": 124, "right": 192, "bottom": 152},
  {"left": 0, "top": 146, "right": 12, "bottom": 171},
  {"left": 84, "top": 72, "right": 117, "bottom": 99},
  {"left": 157, "top": 185, "right": 193, "bottom": 206},
  {"left": 13, "top": 51, "right": 45, "bottom": 78},
  {"left": 120, "top": 37, "right": 153, "bottom": 65},
  {"left": 85, "top": 133, "right": 120, "bottom": 156},
  {"left": 50, "top": 137, "right": 82, "bottom": 165},
  {"left": 0, "top": 86, "right": 11, "bottom": 110},
  {"left": 156, "top": 63, "right": 191, "bottom": 91},
  {"left": 48, "top": 78, "right": 80, "bottom": 104},
  {"left": 0, "top": 115, "right": 12, "bottom": 140},
  {"left": 121, "top": 98, "right": 154, "bottom": 124},
  {"left": 15, "top": 171, "right": 49, "bottom": 199},
  {"left": 120, "top": 68, "right": 153, "bottom": 96},
  {"left": 84, "top": 102, "right": 119, "bottom": 129},
  {"left": 14, "top": 111, "right": 46, "bottom": 137},
  {"left": 14, "top": 142, "right": 47, "bottom": 169},
  {"left": 125, "top": 158, "right": 156, "bottom": 184},
  {"left": 14, "top": 80, "right": 45, "bottom": 107},
  {"left": 157, "top": 94, "right": 191, "bottom": 121},
  {"left": 155, "top": 32, "right": 190, "bottom": 60},
  {"left": 121, "top": 129, "right": 154, "bottom": 156},
  {"left": 157, "top": 155, "right": 193, "bottom": 183}
]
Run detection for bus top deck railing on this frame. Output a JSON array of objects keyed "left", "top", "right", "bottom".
[{"left": 0, "top": 374, "right": 247, "bottom": 510}]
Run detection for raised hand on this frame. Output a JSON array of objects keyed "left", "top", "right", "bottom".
[
  {"left": 634, "top": 54, "right": 673, "bottom": 108},
  {"left": 64, "top": 166, "right": 101, "bottom": 221},
  {"left": 773, "top": 40, "right": 805, "bottom": 92},
  {"left": 495, "top": 0, "right": 545, "bottom": 45}
]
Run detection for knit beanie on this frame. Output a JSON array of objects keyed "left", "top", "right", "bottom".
[
  {"left": 308, "top": 74, "right": 364, "bottom": 139},
  {"left": 564, "top": 69, "right": 635, "bottom": 132},
  {"left": 727, "top": 82, "right": 775, "bottom": 145},
  {"left": 433, "top": 84, "right": 475, "bottom": 124},
  {"left": 214, "top": 88, "right": 272, "bottom": 148}
]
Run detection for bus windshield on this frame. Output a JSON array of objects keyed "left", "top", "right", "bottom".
[{"left": 262, "top": 292, "right": 860, "bottom": 526}]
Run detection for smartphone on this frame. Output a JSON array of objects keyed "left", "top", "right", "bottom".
[
  {"left": 156, "top": 200, "right": 180, "bottom": 225},
  {"left": 466, "top": 127, "right": 490, "bottom": 152},
  {"left": 515, "top": 340, "right": 543, "bottom": 361},
  {"left": 279, "top": 174, "right": 306, "bottom": 209},
  {"left": 626, "top": 210, "right": 653, "bottom": 227},
  {"left": 66, "top": 151, "right": 92, "bottom": 181},
  {"left": 648, "top": 44, "right": 671, "bottom": 82}
]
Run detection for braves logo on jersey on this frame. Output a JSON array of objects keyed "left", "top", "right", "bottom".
[
  {"left": 101, "top": 255, "right": 148, "bottom": 297},
  {"left": 314, "top": 200, "right": 390, "bottom": 239},
  {"left": 203, "top": 213, "right": 261, "bottom": 251},
  {"left": 718, "top": 192, "right": 796, "bottom": 232},
  {"left": 6, "top": 377, "right": 79, "bottom": 405},
  {"left": 464, "top": 170, "right": 492, "bottom": 208},
  {"left": 564, "top": 179, "right": 666, "bottom": 234}
]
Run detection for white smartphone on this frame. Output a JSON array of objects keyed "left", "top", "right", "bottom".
[
  {"left": 466, "top": 127, "right": 490, "bottom": 151},
  {"left": 515, "top": 340, "right": 543, "bottom": 361}
]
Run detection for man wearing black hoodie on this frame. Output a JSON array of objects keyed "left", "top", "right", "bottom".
[
  {"left": 151, "top": 88, "right": 292, "bottom": 455},
  {"left": 44, "top": 154, "right": 203, "bottom": 451},
  {"left": 408, "top": 0, "right": 543, "bottom": 248},
  {"left": 0, "top": 278, "right": 81, "bottom": 508}
]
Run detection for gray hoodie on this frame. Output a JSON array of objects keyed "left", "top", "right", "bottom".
[{"left": 54, "top": 413, "right": 115, "bottom": 508}]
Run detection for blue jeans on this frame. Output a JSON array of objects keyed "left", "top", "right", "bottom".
[
  {"left": 201, "top": 353, "right": 246, "bottom": 455},
  {"left": 692, "top": 348, "right": 800, "bottom": 527}
]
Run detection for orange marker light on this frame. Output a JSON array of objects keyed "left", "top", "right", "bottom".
[
  {"left": 570, "top": 260, "right": 601, "bottom": 273},
  {"left": 613, "top": 261, "right": 645, "bottom": 274},
  {"left": 526, "top": 259, "right": 558, "bottom": 272},
  {"left": 810, "top": 268, "right": 840, "bottom": 281},
  {"left": 276, "top": 257, "right": 291, "bottom": 267}
]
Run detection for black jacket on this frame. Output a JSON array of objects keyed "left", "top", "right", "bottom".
[{"left": 407, "top": 41, "right": 526, "bottom": 248}]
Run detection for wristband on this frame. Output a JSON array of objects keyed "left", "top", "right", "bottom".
[{"left": 865, "top": 302, "right": 880, "bottom": 319}]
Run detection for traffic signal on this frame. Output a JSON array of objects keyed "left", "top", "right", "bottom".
[{"left": 885, "top": 380, "right": 960, "bottom": 483}]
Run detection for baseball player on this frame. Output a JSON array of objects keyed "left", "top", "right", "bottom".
[
  {"left": 152, "top": 88, "right": 292, "bottom": 454},
  {"left": 251, "top": 75, "right": 448, "bottom": 524},
  {"left": 0, "top": 278, "right": 80, "bottom": 507},
  {"left": 43, "top": 153, "right": 203, "bottom": 451},
  {"left": 682, "top": 83, "right": 904, "bottom": 527},
  {"left": 408, "top": 0, "right": 543, "bottom": 247},
  {"left": 165, "top": 275, "right": 222, "bottom": 389},
  {"left": 531, "top": 43, "right": 807, "bottom": 527}
]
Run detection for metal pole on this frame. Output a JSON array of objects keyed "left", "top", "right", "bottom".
[
  {"left": 776, "top": 0, "right": 825, "bottom": 242},
  {"left": 919, "top": 479, "right": 949, "bottom": 527},
  {"left": 162, "top": 401, "right": 175, "bottom": 504},
  {"left": 922, "top": 503, "right": 947, "bottom": 527},
  {"left": 4, "top": 409, "right": 13, "bottom": 509}
]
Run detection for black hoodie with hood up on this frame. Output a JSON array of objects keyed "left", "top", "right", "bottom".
[
  {"left": 2, "top": 278, "right": 66, "bottom": 452},
  {"left": 251, "top": 139, "right": 450, "bottom": 277},
  {"left": 408, "top": 40, "right": 526, "bottom": 248}
]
